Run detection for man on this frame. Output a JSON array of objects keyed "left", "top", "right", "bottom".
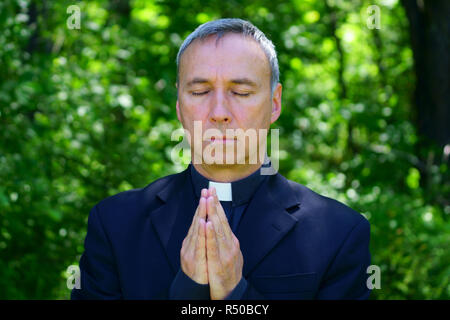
[{"left": 71, "top": 18, "right": 371, "bottom": 300}]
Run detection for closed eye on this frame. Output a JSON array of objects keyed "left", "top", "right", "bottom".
[
  {"left": 191, "top": 91, "right": 250, "bottom": 96},
  {"left": 233, "top": 92, "right": 250, "bottom": 97},
  {"left": 191, "top": 91, "right": 209, "bottom": 96}
]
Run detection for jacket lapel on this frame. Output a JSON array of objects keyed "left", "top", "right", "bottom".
[
  {"left": 149, "top": 167, "right": 197, "bottom": 274},
  {"left": 236, "top": 172, "right": 301, "bottom": 277}
]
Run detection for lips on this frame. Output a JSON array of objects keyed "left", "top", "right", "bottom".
[{"left": 210, "top": 136, "right": 236, "bottom": 142}]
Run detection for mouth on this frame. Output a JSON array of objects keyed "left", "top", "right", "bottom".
[{"left": 210, "top": 136, "right": 237, "bottom": 143}]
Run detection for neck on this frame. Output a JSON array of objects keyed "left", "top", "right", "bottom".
[{"left": 193, "top": 162, "right": 262, "bottom": 182}]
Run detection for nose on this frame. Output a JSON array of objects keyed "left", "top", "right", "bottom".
[{"left": 209, "top": 89, "right": 232, "bottom": 124}]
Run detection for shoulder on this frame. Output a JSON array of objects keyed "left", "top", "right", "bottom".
[
  {"left": 92, "top": 169, "right": 186, "bottom": 223},
  {"left": 282, "top": 175, "right": 370, "bottom": 236}
]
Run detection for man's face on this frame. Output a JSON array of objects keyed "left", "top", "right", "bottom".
[{"left": 176, "top": 33, "right": 281, "bottom": 166}]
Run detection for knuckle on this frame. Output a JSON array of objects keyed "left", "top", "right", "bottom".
[
  {"left": 183, "top": 250, "right": 192, "bottom": 261},
  {"left": 224, "top": 255, "right": 234, "bottom": 268},
  {"left": 195, "top": 245, "right": 204, "bottom": 256},
  {"left": 234, "top": 246, "right": 241, "bottom": 258},
  {"left": 210, "top": 246, "right": 218, "bottom": 258},
  {"left": 233, "top": 236, "right": 240, "bottom": 248}
]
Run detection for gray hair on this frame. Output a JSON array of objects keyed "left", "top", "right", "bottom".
[{"left": 176, "top": 18, "right": 280, "bottom": 95}]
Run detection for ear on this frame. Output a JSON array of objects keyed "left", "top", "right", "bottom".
[
  {"left": 176, "top": 99, "right": 182, "bottom": 123},
  {"left": 175, "top": 81, "right": 182, "bottom": 123},
  {"left": 270, "top": 83, "right": 282, "bottom": 124}
]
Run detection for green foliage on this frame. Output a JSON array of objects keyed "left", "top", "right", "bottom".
[{"left": 0, "top": 0, "right": 448, "bottom": 299}]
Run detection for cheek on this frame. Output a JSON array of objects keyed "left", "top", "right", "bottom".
[
  {"left": 235, "top": 102, "right": 271, "bottom": 128},
  {"left": 179, "top": 103, "right": 209, "bottom": 136},
  {"left": 180, "top": 99, "right": 208, "bottom": 121}
]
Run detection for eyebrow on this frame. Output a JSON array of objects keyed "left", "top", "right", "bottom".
[
  {"left": 186, "top": 77, "right": 258, "bottom": 87},
  {"left": 186, "top": 78, "right": 209, "bottom": 86},
  {"left": 230, "top": 78, "right": 258, "bottom": 87}
]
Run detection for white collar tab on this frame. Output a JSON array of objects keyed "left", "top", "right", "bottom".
[{"left": 208, "top": 181, "right": 232, "bottom": 201}]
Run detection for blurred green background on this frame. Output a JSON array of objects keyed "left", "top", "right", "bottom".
[{"left": 0, "top": 0, "right": 449, "bottom": 299}]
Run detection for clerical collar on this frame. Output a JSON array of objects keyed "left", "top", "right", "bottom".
[{"left": 189, "top": 163, "right": 268, "bottom": 207}]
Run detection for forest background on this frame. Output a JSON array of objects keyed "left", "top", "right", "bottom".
[{"left": 0, "top": 0, "right": 449, "bottom": 299}]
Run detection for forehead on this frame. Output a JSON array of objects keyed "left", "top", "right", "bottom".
[{"left": 179, "top": 33, "right": 271, "bottom": 83}]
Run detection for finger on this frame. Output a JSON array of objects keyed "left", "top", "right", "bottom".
[
  {"left": 193, "top": 217, "right": 207, "bottom": 284},
  {"left": 195, "top": 189, "right": 208, "bottom": 221},
  {"left": 207, "top": 196, "right": 232, "bottom": 255},
  {"left": 195, "top": 218, "right": 207, "bottom": 266},
  {"left": 210, "top": 187, "right": 233, "bottom": 243},
  {"left": 202, "top": 188, "right": 211, "bottom": 221},
  {"left": 206, "top": 196, "right": 226, "bottom": 241},
  {"left": 187, "top": 196, "right": 206, "bottom": 250},
  {"left": 206, "top": 220, "right": 221, "bottom": 278},
  {"left": 198, "top": 191, "right": 207, "bottom": 220}
]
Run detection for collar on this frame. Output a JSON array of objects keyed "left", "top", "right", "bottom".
[{"left": 189, "top": 163, "right": 268, "bottom": 207}]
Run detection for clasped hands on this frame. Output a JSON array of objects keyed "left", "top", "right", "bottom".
[{"left": 180, "top": 186, "right": 244, "bottom": 300}]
